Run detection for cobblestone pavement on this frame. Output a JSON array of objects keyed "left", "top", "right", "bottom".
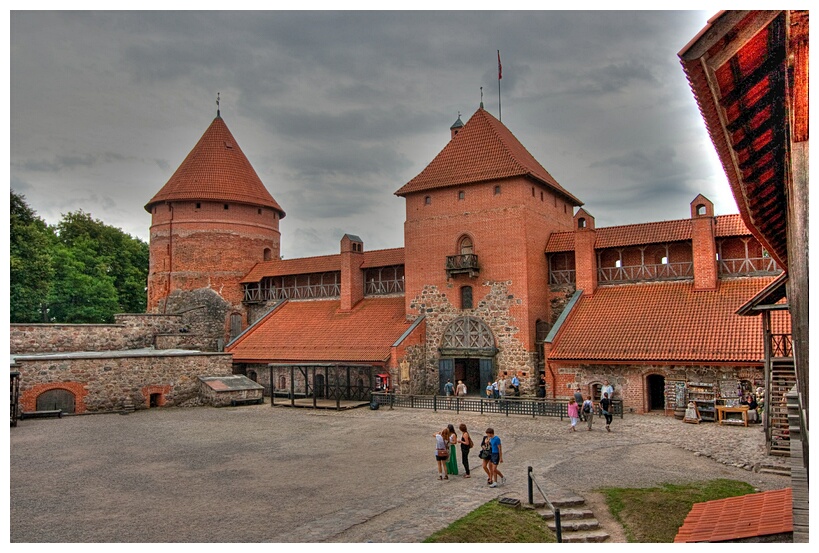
[{"left": 9, "top": 403, "right": 791, "bottom": 543}]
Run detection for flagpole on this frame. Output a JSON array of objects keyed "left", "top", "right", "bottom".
[{"left": 497, "top": 50, "right": 502, "bottom": 121}]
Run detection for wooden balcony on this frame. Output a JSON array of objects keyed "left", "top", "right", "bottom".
[{"left": 446, "top": 254, "right": 479, "bottom": 278}]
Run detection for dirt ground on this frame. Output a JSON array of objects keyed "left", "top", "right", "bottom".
[{"left": 9, "top": 402, "right": 791, "bottom": 543}]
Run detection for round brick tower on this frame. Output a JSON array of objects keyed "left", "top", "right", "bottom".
[{"left": 144, "top": 114, "right": 285, "bottom": 312}]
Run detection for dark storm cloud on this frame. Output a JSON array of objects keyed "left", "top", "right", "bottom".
[{"left": 9, "top": 10, "right": 737, "bottom": 258}]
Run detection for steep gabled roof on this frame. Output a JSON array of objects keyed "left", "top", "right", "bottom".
[
  {"left": 547, "top": 277, "right": 790, "bottom": 363},
  {"left": 545, "top": 214, "right": 750, "bottom": 253},
  {"left": 145, "top": 116, "right": 284, "bottom": 216},
  {"left": 241, "top": 247, "right": 405, "bottom": 283},
  {"left": 395, "top": 108, "right": 582, "bottom": 205},
  {"left": 225, "top": 296, "right": 409, "bottom": 364},
  {"left": 674, "top": 488, "right": 793, "bottom": 543}
]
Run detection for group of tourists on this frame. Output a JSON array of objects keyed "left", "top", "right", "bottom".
[
  {"left": 566, "top": 380, "right": 615, "bottom": 433},
  {"left": 484, "top": 373, "right": 520, "bottom": 400},
  {"left": 434, "top": 425, "right": 505, "bottom": 487}
]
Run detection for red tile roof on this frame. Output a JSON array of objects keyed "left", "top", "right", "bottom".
[
  {"left": 226, "top": 296, "right": 409, "bottom": 363},
  {"left": 674, "top": 488, "right": 792, "bottom": 542},
  {"left": 545, "top": 214, "right": 749, "bottom": 252},
  {"left": 548, "top": 277, "right": 785, "bottom": 363},
  {"left": 241, "top": 248, "right": 404, "bottom": 283},
  {"left": 395, "top": 108, "right": 582, "bottom": 205},
  {"left": 145, "top": 117, "right": 284, "bottom": 216}
]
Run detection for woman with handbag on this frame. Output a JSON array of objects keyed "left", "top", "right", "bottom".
[
  {"left": 435, "top": 427, "right": 450, "bottom": 480},
  {"left": 479, "top": 433, "right": 493, "bottom": 484},
  {"left": 446, "top": 424, "right": 459, "bottom": 476},
  {"left": 458, "top": 423, "right": 473, "bottom": 478}
]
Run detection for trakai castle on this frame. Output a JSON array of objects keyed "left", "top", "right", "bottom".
[
  {"left": 11, "top": 101, "right": 790, "bottom": 420},
  {"left": 145, "top": 101, "right": 788, "bottom": 412}
]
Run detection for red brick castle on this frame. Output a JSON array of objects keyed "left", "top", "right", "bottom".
[{"left": 145, "top": 104, "right": 786, "bottom": 414}]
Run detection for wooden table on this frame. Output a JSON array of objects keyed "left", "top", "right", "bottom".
[{"left": 716, "top": 405, "right": 749, "bottom": 426}]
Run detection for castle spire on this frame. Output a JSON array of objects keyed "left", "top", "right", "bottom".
[{"left": 216, "top": 92, "right": 221, "bottom": 118}]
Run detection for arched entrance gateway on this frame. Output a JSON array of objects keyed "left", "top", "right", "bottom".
[{"left": 438, "top": 317, "right": 497, "bottom": 395}]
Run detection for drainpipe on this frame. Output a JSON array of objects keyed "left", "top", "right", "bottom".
[{"left": 165, "top": 202, "right": 174, "bottom": 314}]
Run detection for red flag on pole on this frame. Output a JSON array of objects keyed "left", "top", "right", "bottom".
[{"left": 498, "top": 50, "right": 502, "bottom": 80}]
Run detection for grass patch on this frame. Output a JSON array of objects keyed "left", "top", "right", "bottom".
[
  {"left": 600, "top": 479, "right": 757, "bottom": 542},
  {"left": 423, "top": 499, "right": 557, "bottom": 543}
]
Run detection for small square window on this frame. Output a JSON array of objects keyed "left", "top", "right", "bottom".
[
  {"left": 540, "top": 191, "right": 544, "bottom": 201},
  {"left": 258, "top": 208, "right": 262, "bottom": 215},
  {"left": 458, "top": 190, "right": 465, "bottom": 200},
  {"left": 224, "top": 204, "right": 229, "bottom": 210},
  {"left": 425, "top": 196, "right": 431, "bottom": 205},
  {"left": 196, "top": 202, "right": 201, "bottom": 209},
  {"left": 494, "top": 185, "right": 501, "bottom": 195}
]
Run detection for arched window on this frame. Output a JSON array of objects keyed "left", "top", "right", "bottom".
[
  {"left": 263, "top": 248, "right": 272, "bottom": 261},
  {"left": 696, "top": 204, "right": 706, "bottom": 216},
  {"left": 578, "top": 218, "right": 586, "bottom": 229},
  {"left": 278, "top": 375, "right": 286, "bottom": 389},
  {"left": 459, "top": 236, "right": 474, "bottom": 256}
]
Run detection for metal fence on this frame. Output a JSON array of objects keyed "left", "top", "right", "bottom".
[{"left": 371, "top": 393, "right": 623, "bottom": 419}]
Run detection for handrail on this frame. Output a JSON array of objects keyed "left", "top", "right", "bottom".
[{"left": 528, "top": 466, "right": 561, "bottom": 542}]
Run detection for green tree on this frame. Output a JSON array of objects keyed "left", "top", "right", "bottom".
[
  {"left": 10, "top": 191, "right": 54, "bottom": 322},
  {"left": 47, "top": 237, "right": 121, "bottom": 323},
  {"left": 51, "top": 210, "right": 149, "bottom": 321}
]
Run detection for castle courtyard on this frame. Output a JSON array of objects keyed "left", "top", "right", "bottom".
[{"left": 10, "top": 405, "right": 790, "bottom": 543}]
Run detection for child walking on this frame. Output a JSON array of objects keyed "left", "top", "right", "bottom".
[{"left": 567, "top": 397, "right": 580, "bottom": 432}]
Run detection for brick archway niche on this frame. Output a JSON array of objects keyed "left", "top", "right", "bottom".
[{"left": 438, "top": 316, "right": 498, "bottom": 396}]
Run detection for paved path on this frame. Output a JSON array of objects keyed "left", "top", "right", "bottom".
[{"left": 9, "top": 403, "right": 790, "bottom": 542}]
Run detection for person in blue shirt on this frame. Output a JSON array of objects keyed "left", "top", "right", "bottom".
[
  {"left": 511, "top": 374, "right": 520, "bottom": 396},
  {"left": 444, "top": 379, "right": 454, "bottom": 397},
  {"left": 486, "top": 427, "right": 505, "bottom": 487}
]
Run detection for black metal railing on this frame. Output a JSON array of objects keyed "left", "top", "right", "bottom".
[
  {"left": 528, "top": 466, "right": 561, "bottom": 542},
  {"left": 370, "top": 393, "right": 623, "bottom": 419}
]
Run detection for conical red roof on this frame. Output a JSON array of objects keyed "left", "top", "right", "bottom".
[
  {"left": 145, "top": 116, "right": 284, "bottom": 216},
  {"left": 395, "top": 107, "right": 581, "bottom": 205}
]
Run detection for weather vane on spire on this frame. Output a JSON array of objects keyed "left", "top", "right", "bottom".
[
  {"left": 480, "top": 86, "right": 484, "bottom": 109},
  {"left": 216, "top": 92, "right": 221, "bottom": 118}
]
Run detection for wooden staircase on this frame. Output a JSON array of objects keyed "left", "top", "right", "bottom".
[{"left": 768, "top": 358, "right": 796, "bottom": 456}]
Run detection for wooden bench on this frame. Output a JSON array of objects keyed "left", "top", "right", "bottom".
[{"left": 20, "top": 410, "right": 63, "bottom": 420}]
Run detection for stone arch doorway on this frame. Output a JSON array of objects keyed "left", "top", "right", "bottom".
[
  {"left": 36, "top": 388, "right": 75, "bottom": 414},
  {"left": 438, "top": 316, "right": 498, "bottom": 395},
  {"left": 647, "top": 374, "right": 665, "bottom": 412}
]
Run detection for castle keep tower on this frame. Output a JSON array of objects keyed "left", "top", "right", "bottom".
[
  {"left": 395, "top": 107, "right": 582, "bottom": 393},
  {"left": 145, "top": 114, "right": 285, "bottom": 312}
]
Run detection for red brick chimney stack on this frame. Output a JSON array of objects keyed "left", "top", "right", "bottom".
[
  {"left": 340, "top": 234, "right": 364, "bottom": 312},
  {"left": 573, "top": 209, "right": 597, "bottom": 296},
  {"left": 690, "top": 194, "right": 718, "bottom": 291}
]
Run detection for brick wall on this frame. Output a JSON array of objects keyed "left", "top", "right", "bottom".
[
  {"left": 550, "top": 362, "right": 763, "bottom": 414},
  {"left": 148, "top": 200, "right": 281, "bottom": 310},
  {"left": 14, "top": 351, "right": 233, "bottom": 413}
]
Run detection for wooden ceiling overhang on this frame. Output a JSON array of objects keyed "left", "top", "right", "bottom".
[{"left": 679, "top": 11, "right": 808, "bottom": 272}]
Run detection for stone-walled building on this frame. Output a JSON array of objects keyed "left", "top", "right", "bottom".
[{"left": 11, "top": 78, "right": 793, "bottom": 419}]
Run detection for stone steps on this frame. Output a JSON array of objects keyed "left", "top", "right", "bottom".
[{"left": 532, "top": 489, "right": 610, "bottom": 542}]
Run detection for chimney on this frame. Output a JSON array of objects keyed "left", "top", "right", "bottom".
[
  {"left": 690, "top": 194, "right": 717, "bottom": 291},
  {"left": 573, "top": 209, "right": 597, "bottom": 296},
  {"left": 340, "top": 234, "right": 364, "bottom": 312}
]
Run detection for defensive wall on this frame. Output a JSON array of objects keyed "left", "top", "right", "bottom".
[{"left": 13, "top": 349, "right": 233, "bottom": 413}]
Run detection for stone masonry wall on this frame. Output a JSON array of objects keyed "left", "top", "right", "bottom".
[
  {"left": 15, "top": 352, "right": 233, "bottom": 413},
  {"left": 408, "top": 280, "right": 538, "bottom": 395},
  {"left": 550, "top": 362, "right": 763, "bottom": 414},
  {"left": 10, "top": 314, "right": 181, "bottom": 354}
]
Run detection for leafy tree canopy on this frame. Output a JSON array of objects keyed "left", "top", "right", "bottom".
[{"left": 9, "top": 191, "right": 149, "bottom": 323}]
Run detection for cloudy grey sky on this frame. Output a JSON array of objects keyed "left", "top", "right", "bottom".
[{"left": 9, "top": 9, "right": 736, "bottom": 259}]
